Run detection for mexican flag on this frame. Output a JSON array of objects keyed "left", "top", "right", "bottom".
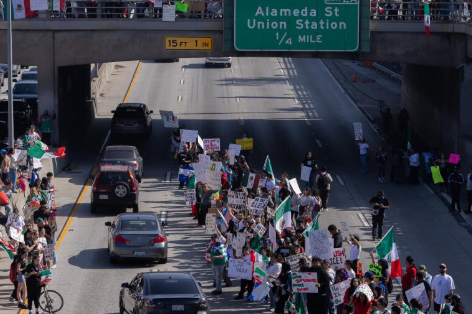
[
  {"left": 0, "top": 239, "right": 15, "bottom": 259},
  {"left": 274, "top": 196, "right": 292, "bottom": 232},
  {"left": 375, "top": 227, "right": 402, "bottom": 278},
  {"left": 27, "top": 140, "right": 48, "bottom": 159},
  {"left": 303, "top": 216, "right": 320, "bottom": 238},
  {"left": 2, "top": 0, "right": 29, "bottom": 20},
  {"left": 41, "top": 147, "right": 66, "bottom": 159},
  {"left": 424, "top": 3, "right": 430, "bottom": 38},
  {"left": 241, "top": 172, "right": 260, "bottom": 190},
  {"left": 263, "top": 155, "right": 276, "bottom": 183},
  {"left": 40, "top": 269, "right": 53, "bottom": 285},
  {"left": 30, "top": 194, "right": 41, "bottom": 208}
]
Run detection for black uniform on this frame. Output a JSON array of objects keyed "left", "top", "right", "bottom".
[{"left": 369, "top": 196, "right": 389, "bottom": 239}]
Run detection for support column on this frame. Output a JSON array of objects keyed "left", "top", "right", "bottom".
[{"left": 37, "top": 61, "right": 58, "bottom": 143}]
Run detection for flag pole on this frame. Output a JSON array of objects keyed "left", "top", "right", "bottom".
[
  {"left": 6, "top": 0, "right": 14, "bottom": 148},
  {"left": 373, "top": 225, "right": 395, "bottom": 251}
]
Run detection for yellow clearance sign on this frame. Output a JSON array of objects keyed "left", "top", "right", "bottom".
[
  {"left": 236, "top": 138, "right": 254, "bottom": 150},
  {"left": 165, "top": 37, "right": 213, "bottom": 50}
]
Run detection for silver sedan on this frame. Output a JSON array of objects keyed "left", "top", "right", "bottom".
[{"left": 105, "top": 212, "right": 168, "bottom": 264}]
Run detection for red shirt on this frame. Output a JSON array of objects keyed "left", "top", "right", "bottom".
[
  {"left": 353, "top": 298, "right": 371, "bottom": 314},
  {"left": 401, "top": 266, "right": 417, "bottom": 291}
]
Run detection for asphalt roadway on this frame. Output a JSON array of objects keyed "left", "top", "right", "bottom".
[{"left": 40, "top": 58, "right": 472, "bottom": 314}]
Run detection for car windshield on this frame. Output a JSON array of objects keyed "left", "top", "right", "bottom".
[
  {"left": 13, "top": 83, "right": 37, "bottom": 94},
  {"left": 114, "top": 108, "right": 144, "bottom": 119},
  {"left": 104, "top": 150, "right": 135, "bottom": 159},
  {"left": 97, "top": 172, "right": 131, "bottom": 184},
  {"left": 121, "top": 220, "right": 158, "bottom": 231},
  {"left": 21, "top": 73, "right": 37, "bottom": 80},
  {"left": 148, "top": 278, "right": 199, "bottom": 295}
]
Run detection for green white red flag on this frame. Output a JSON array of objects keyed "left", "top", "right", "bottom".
[
  {"left": 424, "top": 3, "right": 430, "bottom": 38},
  {"left": 0, "top": 239, "right": 15, "bottom": 259},
  {"left": 274, "top": 196, "right": 292, "bottom": 232},
  {"left": 375, "top": 227, "right": 402, "bottom": 278}
]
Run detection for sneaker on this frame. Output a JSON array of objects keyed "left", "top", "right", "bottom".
[
  {"left": 234, "top": 294, "right": 243, "bottom": 300},
  {"left": 52, "top": 264, "right": 57, "bottom": 269},
  {"left": 9, "top": 297, "right": 16, "bottom": 302},
  {"left": 211, "top": 290, "right": 222, "bottom": 295}
]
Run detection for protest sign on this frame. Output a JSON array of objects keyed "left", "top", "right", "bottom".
[
  {"left": 285, "top": 253, "right": 307, "bottom": 272},
  {"left": 203, "top": 138, "right": 221, "bottom": 152},
  {"left": 233, "top": 233, "right": 245, "bottom": 257},
  {"left": 152, "top": 0, "right": 163, "bottom": 7},
  {"left": 266, "top": 206, "right": 276, "bottom": 218},
  {"left": 448, "top": 153, "right": 460, "bottom": 164},
  {"left": 354, "top": 284, "right": 374, "bottom": 300},
  {"left": 249, "top": 197, "right": 269, "bottom": 216},
  {"left": 208, "top": 161, "right": 222, "bottom": 172},
  {"left": 288, "top": 178, "right": 302, "bottom": 195},
  {"left": 9, "top": 227, "right": 24, "bottom": 243},
  {"left": 254, "top": 224, "right": 266, "bottom": 237},
  {"left": 369, "top": 263, "right": 382, "bottom": 278},
  {"left": 162, "top": 4, "right": 176, "bottom": 21},
  {"left": 198, "top": 154, "right": 210, "bottom": 162},
  {"left": 30, "top": 0, "right": 48, "bottom": 10},
  {"left": 228, "top": 150, "right": 236, "bottom": 165},
  {"left": 328, "top": 248, "right": 346, "bottom": 269},
  {"left": 185, "top": 189, "right": 196, "bottom": 202},
  {"left": 33, "top": 158, "right": 43, "bottom": 169},
  {"left": 205, "top": 214, "right": 216, "bottom": 234},
  {"left": 339, "top": 220, "right": 350, "bottom": 236},
  {"left": 229, "top": 144, "right": 241, "bottom": 156},
  {"left": 197, "top": 135, "right": 205, "bottom": 150},
  {"left": 291, "top": 272, "right": 318, "bottom": 293},
  {"left": 192, "top": 162, "right": 207, "bottom": 183},
  {"left": 47, "top": 189, "right": 56, "bottom": 210},
  {"left": 405, "top": 283, "right": 430, "bottom": 310},
  {"left": 236, "top": 138, "right": 254, "bottom": 150},
  {"left": 431, "top": 166, "right": 444, "bottom": 184},
  {"left": 268, "top": 223, "right": 278, "bottom": 251},
  {"left": 228, "top": 259, "right": 253, "bottom": 280},
  {"left": 44, "top": 244, "right": 55, "bottom": 261},
  {"left": 159, "top": 110, "right": 179, "bottom": 128},
  {"left": 353, "top": 123, "right": 363, "bottom": 140},
  {"left": 330, "top": 279, "right": 352, "bottom": 305},
  {"left": 206, "top": 171, "right": 221, "bottom": 190},
  {"left": 300, "top": 166, "right": 311, "bottom": 182},
  {"left": 308, "top": 229, "right": 332, "bottom": 260},
  {"left": 228, "top": 191, "right": 246, "bottom": 212},
  {"left": 248, "top": 282, "right": 271, "bottom": 302},
  {"left": 181, "top": 129, "right": 198, "bottom": 143}
]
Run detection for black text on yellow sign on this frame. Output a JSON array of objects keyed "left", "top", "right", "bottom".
[{"left": 165, "top": 37, "right": 213, "bottom": 50}]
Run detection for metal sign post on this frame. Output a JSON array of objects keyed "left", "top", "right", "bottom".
[{"left": 6, "top": 0, "right": 14, "bottom": 147}]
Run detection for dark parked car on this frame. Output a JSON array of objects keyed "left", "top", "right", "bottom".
[
  {"left": 111, "top": 103, "right": 153, "bottom": 139},
  {"left": 0, "top": 69, "right": 4, "bottom": 86},
  {"left": 101, "top": 145, "right": 143, "bottom": 182},
  {"left": 19, "top": 71, "right": 38, "bottom": 81},
  {"left": 91, "top": 164, "right": 139, "bottom": 213},
  {"left": 105, "top": 212, "right": 168, "bottom": 264},
  {"left": 11, "top": 80, "right": 38, "bottom": 121},
  {"left": 0, "top": 99, "right": 33, "bottom": 135},
  {"left": 120, "top": 272, "right": 210, "bottom": 314}
]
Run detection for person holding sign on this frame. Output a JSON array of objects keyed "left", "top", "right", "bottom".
[
  {"left": 301, "top": 152, "right": 318, "bottom": 188},
  {"left": 357, "top": 139, "right": 370, "bottom": 174},
  {"left": 369, "top": 191, "right": 389, "bottom": 241},
  {"left": 234, "top": 246, "right": 254, "bottom": 300},
  {"left": 307, "top": 257, "right": 331, "bottom": 314}
]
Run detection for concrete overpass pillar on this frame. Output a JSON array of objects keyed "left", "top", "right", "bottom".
[
  {"left": 402, "top": 64, "right": 472, "bottom": 167},
  {"left": 37, "top": 62, "right": 59, "bottom": 143}
]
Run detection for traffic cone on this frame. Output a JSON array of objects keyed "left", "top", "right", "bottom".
[{"left": 352, "top": 73, "right": 357, "bottom": 82}]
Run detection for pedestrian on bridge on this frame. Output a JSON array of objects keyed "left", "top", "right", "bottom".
[{"left": 448, "top": 166, "right": 464, "bottom": 212}]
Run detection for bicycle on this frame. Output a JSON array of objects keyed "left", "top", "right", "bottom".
[{"left": 39, "top": 282, "right": 64, "bottom": 313}]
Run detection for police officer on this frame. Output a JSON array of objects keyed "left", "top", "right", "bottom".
[{"left": 369, "top": 190, "right": 389, "bottom": 240}]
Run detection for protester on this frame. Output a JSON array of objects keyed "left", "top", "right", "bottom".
[
  {"left": 431, "top": 263, "right": 455, "bottom": 313},
  {"left": 402, "top": 256, "right": 417, "bottom": 299},
  {"left": 301, "top": 152, "right": 318, "bottom": 188},
  {"left": 408, "top": 149, "right": 420, "bottom": 184},
  {"left": 419, "top": 265, "right": 432, "bottom": 285},
  {"left": 345, "top": 234, "right": 361, "bottom": 271},
  {"left": 328, "top": 224, "right": 343, "bottom": 248},
  {"left": 467, "top": 166, "right": 472, "bottom": 213},
  {"left": 209, "top": 234, "right": 226, "bottom": 295},
  {"left": 14, "top": 249, "right": 28, "bottom": 309},
  {"left": 369, "top": 190, "right": 389, "bottom": 240},
  {"left": 448, "top": 166, "right": 464, "bottom": 212},
  {"left": 25, "top": 255, "right": 42, "bottom": 314},
  {"left": 315, "top": 166, "right": 333, "bottom": 211},
  {"left": 1, "top": 148, "right": 11, "bottom": 184},
  {"left": 376, "top": 146, "right": 388, "bottom": 183},
  {"left": 451, "top": 295, "right": 465, "bottom": 314},
  {"left": 358, "top": 139, "right": 370, "bottom": 173},
  {"left": 235, "top": 246, "right": 254, "bottom": 300},
  {"left": 415, "top": 271, "right": 433, "bottom": 313},
  {"left": 352, "top": 291, "right": 372, "bottom": 314}
]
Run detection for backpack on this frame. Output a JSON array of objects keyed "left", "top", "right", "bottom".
[
  {"left": 9, "top": 261, "right": 16, "bottom": 283},
  {"left": 317, "top": 174, "right": 328, "bottom": 190}
]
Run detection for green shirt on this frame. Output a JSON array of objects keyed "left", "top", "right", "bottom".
[
  {"left": 210, "top": 243, "right": 227, "bottom": 266},
  {"left": 400, "top": 303, "right": 411, "bottom": 314}
]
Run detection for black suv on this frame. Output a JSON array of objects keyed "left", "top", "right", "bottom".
[
  {"left": 110, "top": 103, "right": 153, "bottom": 139},
  {"left": 0, "top": 99, "right": 33, "bottom": 135},
  {"left": 91, "top": 165, "right": 139, "bottom": 213}
]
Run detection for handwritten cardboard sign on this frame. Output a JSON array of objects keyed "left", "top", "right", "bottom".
[
  {"left": 228, "top": 259, "right": 253, "bottom": 280},
  {"left": 291, "top": 272, "right": 318, "bottom": 293}
]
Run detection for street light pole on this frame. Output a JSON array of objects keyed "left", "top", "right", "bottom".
[{"left": 6, "top": 0, "right": 14, "bottom": 148}]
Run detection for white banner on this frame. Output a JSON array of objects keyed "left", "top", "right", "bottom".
[
  {"left": 289, "top": 178, "right": 302, "bottom": 195},
  {"left": 30, "top": 0, "right": 48, "bottom": 11},
  {"left": 228, "top": 259, "right": 253, "bottom": 280},
  {"left": 203, "top": 138, "right": 220, "bottom": 152},
  {"left": 331, "top": 279, "right": 352, "bottom": 306},
  {"left": 229, "top": 144, "right": 241, "bottom": 156},
  {"left": 228, "top": 191, "right": 246, "bottom": 212},
  {"left": 300, "top": 166, "right": 311, "bottom": 182},
  {"left": 181, "top": 129, "right": 198, "bottom": 143},
  {"left": 205, "top": 214, "right": 216, "bottom": 234},
  {"left": 308, "top": 229, "right": 332, "bottom": 260},
  {"left": 328, "top": 248, "right": 346, "bottom": 269},
  {"left": 292, "top": 272, "right": 318, "bottom": 293},
  {"left": 162, "top": 4, "right": 176, "bottom": 21},
  {"left": 206, "top": 170, "right": 221, "bottom": 190},
  {"left": 9, "top": 227, "right": 24, "bottom": 243},
  {"left": 353, "top": 123, "right": 363, "bottom": 140},
  {"left": 228, "top": 150, "right": 236, "bottom": 165},
  {"left": 406, "top": 283, "right": 430, "bottom": 311}
]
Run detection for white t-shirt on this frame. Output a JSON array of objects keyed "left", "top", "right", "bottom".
[
  {"left": 431, "top": 274, "right": 455, "bottom": 304},
  {"left": 266, "top": 262, "right": 282, "bottom": 282},
  {"left": 299, "top": 195, "right": 312, "bottom": 207},
  {"left": 410, "top": 153, "right": 420, "bottom": 167},
  {"left": 347, "top": 269, "right": 356, "bottom": 279},
  {"left": 262, "top": 179, "right": 275, "bottom": 191},
  {"left": 358, "top": 143, "right": 369, "bottom": 155},
  {"left": 349, "top": 243, "right": 361, "bottom": 261}
]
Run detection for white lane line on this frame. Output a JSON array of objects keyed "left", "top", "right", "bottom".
[
  {"left": 280, "top": 69, "right": 285, "bottom": 74},
  {"left": 336, "top": 175, "right": 345, "bottom": 186},
  {"left": 181, "top": 67, "right": 185, "bottom": 72},
  {"left": 316, "top": 140, "right": 323, "bottom": 148},
  {"left": 178, "top": 96, "right": 182, "bottom": 102},
  {"left": 422, "top": 183, "right": 434, "bottom": 194},
  {"left": 305, "top": 119, "right": 311, "bottom": 126},
  {"left": 358, "top": 213, "right": 370, "bottom": 227},
  {"left": 164, "top": 172, "right": 171, "bottom": 182},
  {"left": 236, "top": 97, "right": 240, "bottom": 103},
  {"left": 239, "top": 117, "right": 244, "bottom": 125},
  {"left": 230, "top": 67, "right": 235, "bottom": 73},
  {"left": 294, "top": 98, "right": 299, "bottom": 104},
  {"left": 180, "top": 79, "right": 184, "bottom": 85}
]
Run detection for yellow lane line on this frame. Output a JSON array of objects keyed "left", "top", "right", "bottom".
[
  {"left": 122, "top": 61, "right": 143, "bottom": 104},
  {"left": 18, "top": 61, "right": 142, "bottom": 314}
]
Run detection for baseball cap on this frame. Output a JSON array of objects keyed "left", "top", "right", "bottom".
[
  {"left": 364, "top": 271, "right": 374, "bottom": 278},
  {"left": 0, "top": 149, "right": 6, "bottom": 154},
  {"left": 439, "top": 263, "right": 447, "bottom": 268},
  {"left": 35, "top": 218, "right": 44, "bottom": 223},
  {"left": 211, "top": 234, "right": 218, "bottom": 239}
]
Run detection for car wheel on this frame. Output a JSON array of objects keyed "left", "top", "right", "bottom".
[
  {"left": 109, "top": 254, "right": 119, "bottom": 264},
  {"left": 114, "top": 182, "right": 129, "bottom": 198},
  {"left": 159, "top": 258, "right": 168, "bottom": 264},
  {"left": 91, "top": 204, "right": 97, "bottom": 214},
  {"left": 132, "top": 204, "right": 139, "bottom": 213}
]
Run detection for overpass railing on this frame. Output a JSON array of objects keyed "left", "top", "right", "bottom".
[
  {"left": 370, "top": 1, "right": 471, "bottom": 22},
  {"left": 0, "top": 0, "right": 222, "bottom": 20}
]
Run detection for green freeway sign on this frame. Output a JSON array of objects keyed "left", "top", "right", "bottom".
[{"left": 234, "top": 0, "right": 360, "bottom": 51}]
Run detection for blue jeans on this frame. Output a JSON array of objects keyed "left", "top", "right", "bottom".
[
  {"left": 269, "top": 287, "right": 276, "bottom": 308},
  {"left": 9, "top": 167, "right": 17, "bottom": 192},
  {"left": 360, "top": 154, "right": 368, "bottom": 172}
]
